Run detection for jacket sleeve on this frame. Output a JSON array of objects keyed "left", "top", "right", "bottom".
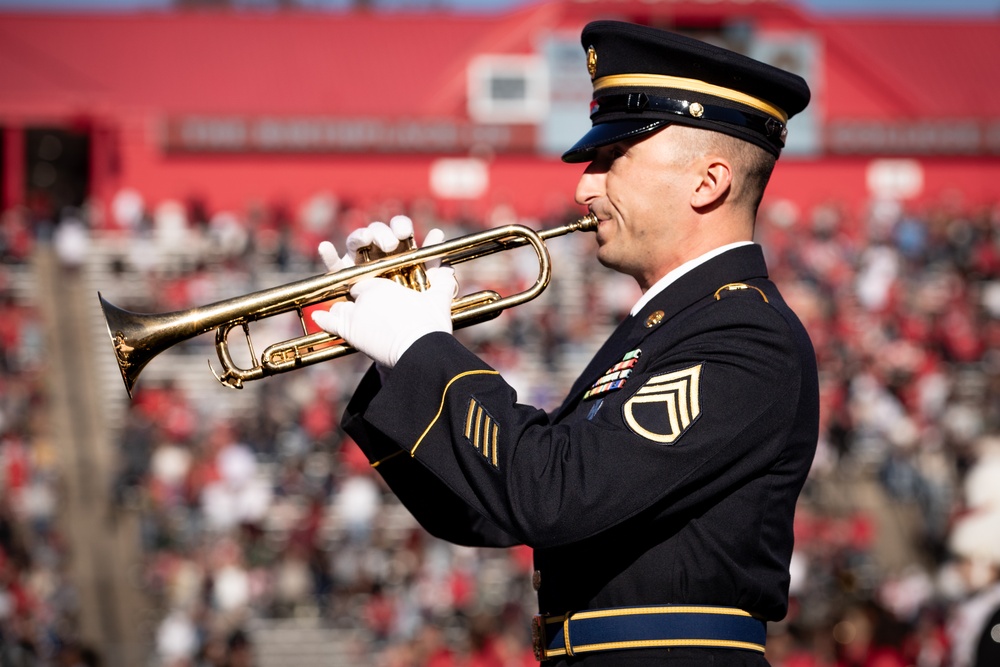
[
  {"left": 360, "top": 296, "right": 814, "bottom": 550},
  {"left": 342, "top": 364, "right": 521, "bottom": 548}
]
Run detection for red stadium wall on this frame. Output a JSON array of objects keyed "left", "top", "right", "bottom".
[
  {"left": 766, "top": 157, "right": 1000, "bottom": 217},
  {"left": 101, "top": 131, "right": 1000, "bottom": 227},
  {"left": 100, "top": 137, "right": 586, "bottom": 223},
  {"left": 4, "top": 3, "right": 1000, "bottom": 227}
]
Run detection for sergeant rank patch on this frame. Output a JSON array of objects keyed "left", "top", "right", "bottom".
[
  {"left": 464, "top": 397, "right": 499, "bottom": 468},
  {"left": 584, "top": 348, "right": 641, "bottom": 400},
  {"left": 623, "top": 363, "right": 704, "bottom": 444}
]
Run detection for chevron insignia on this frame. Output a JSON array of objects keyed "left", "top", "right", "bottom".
[
  {"left": 623, "top": 364, "right": 703, "bottom": 444},
  {"left": 464, "top": 398, "right": 499, "bottom": 468}
]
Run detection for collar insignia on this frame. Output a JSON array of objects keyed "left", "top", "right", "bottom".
[{"left": 644, "top": 310, "right": 665, "bottom": 328}]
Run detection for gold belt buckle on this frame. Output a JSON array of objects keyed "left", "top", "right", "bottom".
[{"left": 531, "top": 614, "right": 546, "bottom": 661}]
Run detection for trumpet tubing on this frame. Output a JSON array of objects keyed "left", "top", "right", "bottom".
[{"left": 99, "top": 214, "right": 598, "bottom": 397}]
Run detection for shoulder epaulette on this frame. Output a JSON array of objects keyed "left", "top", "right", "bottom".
[{"left": 713, "top": 282, "right": 769, "bottom": 303}]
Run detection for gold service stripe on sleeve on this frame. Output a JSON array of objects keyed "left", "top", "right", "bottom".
[{"left": 410, "top": 370, "right": 500, "bottom": 456}]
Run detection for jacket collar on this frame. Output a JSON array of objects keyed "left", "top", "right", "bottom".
[
  {"left": 554, "top": 244, "right": 769, "bottom": 419},
  {"left": 627, "top": 243, "right": 768, "bottom": 343}
]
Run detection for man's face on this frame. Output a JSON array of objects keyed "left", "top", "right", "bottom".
[{"left": 574, "top": 125, "right": 700, "bottom": 289}]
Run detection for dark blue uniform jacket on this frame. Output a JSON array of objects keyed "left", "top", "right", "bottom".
[{"left": 342, "top": 244, "right": 819, "bottom": 665}]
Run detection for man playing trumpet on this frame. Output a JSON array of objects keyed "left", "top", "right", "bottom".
[{"left": 312, "top": 21, "right": 819, "bottom": 666}]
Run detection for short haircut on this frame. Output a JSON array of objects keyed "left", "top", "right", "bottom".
[
  {"left": 707, "top": 132, "right": 776, "bottom": 216},
  {"left": 663, "top": 125, "right": 776, "bottom": 218}
]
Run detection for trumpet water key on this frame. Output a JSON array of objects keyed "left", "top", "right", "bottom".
[{"left": 99, "top": 214, "right": 598, "bottom": 398}]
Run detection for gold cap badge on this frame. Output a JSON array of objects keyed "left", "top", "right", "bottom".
[{"left": 587, "top": 45, "right": 597, "bottom": 80}]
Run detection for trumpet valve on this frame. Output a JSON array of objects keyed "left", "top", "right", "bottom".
[{"left": 355, "top": 234, "right": 430, "bottom": 292}]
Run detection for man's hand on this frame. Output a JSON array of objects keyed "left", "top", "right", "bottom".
[
  {"left": 311, "top": 266, "right": 456, "bottom": 368},
  {"left": 311, "top": 216, "right": 453, "bottom": 368},
  {"left": 318, "top": 215, "right": 444, "bottom": 273}
]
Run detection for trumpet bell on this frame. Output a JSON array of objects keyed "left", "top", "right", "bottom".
[{"left": 100, "top": 293, "right": 178, "bottom": 399}]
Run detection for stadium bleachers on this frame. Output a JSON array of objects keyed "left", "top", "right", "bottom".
[{"left": 3, "top": 189, "right": 999, "bottom": 665}]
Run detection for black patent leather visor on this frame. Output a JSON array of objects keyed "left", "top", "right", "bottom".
[{"left": 560, "top": 119, "right": 668, "bottom": 163}]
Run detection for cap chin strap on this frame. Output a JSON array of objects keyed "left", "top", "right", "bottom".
[
  {"left": 592, "top": 92, "right": 787, "bottom": 150},
  {"left": 594, "top": 73, "right": 788, "bottom": 122}
]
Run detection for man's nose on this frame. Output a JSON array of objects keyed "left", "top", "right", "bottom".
[{"left": 574, "top": 167, "right": 605, "bottom": 207}]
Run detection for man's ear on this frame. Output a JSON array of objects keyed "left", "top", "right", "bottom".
[{"left": 691, "top": 158, "right": 733, "bottom": 210}]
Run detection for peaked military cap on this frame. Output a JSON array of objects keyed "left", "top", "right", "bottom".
[{"left": 561, "top": 21, "right": 811, "bottom": 163}]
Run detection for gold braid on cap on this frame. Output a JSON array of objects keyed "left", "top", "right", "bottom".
[{"left": 594, "top": 73, "right": 788, "bottom": 123}]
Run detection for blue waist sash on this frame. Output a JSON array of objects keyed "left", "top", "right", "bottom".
[{"left": 531, "top": 604, "right": 767, "bottom": 661}]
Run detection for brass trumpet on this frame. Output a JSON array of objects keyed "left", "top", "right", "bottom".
[{"left": 99, "top": 214, "right": 598, "bottom": 398}]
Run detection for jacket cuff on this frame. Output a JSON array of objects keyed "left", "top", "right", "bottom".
[{"left": 341, "top": 363, "right": 407, "bottom": 466}]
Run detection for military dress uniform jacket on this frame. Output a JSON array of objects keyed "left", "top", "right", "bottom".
[{"left": 342, "top": 244, "right": 819, "bottom": 665}]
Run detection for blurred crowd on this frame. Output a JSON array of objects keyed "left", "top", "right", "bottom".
[
  {"left": 0, "top": 205, "right": 86, "bottom": 663},
  {"left": 1, "top": 184, "right": 999, "bottom": 666}
]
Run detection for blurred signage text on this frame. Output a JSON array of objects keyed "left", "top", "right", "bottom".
[
  {"left": 164, "top": 117, "right": 537, "bottom": 154},
  {"left": 828, "top": 120, "right": 1000, "bottom": 155}
]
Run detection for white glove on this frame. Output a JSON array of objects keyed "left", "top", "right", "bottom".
[
  {"left": 310, "top": 266, "right": 457, "bottom": 368},
  {"left": 318, "top": 215, "right": 444, "bottom": 272},
  {"left": 312, "top": 216, "right": 452, "bottom": 368}
]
